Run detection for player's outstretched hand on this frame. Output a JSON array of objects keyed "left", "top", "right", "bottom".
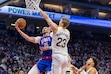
[{"left": 15, "top": 21, "right": 20, "bottom": 31}]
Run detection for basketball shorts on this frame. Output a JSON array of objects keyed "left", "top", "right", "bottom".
[{"left": 37, "top": 59, "right": 52, "bottom": 73}]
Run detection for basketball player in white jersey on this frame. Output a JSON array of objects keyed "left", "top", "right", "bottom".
[
  {"left": 38, "top": 7, "right": 70, "bottom": 74},
  {"left": 77, "top": 57, "right": 98, "bottom": 74}
]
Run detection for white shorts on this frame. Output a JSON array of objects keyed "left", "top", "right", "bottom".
[{"left": 52, "top": 54, "right": 68, "bottom": 74}]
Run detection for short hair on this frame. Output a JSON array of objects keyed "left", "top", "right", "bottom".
[
  {"left": 61, "top": 17, "right": 70, "bottom": 28},
  {"left": 42, "top": 27, "right": 50, "bottom": 34},
  {"left": 91, "top": 56, "right": 98, "bottom": 67}
]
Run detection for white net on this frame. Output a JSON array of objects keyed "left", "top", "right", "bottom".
[{"left": 25, "top": 0, "right": 41, "bottom": 10}]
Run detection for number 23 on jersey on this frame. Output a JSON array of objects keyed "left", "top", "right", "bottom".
[{"left": 56, "top": 37, "right": 67, "bottom": 48}]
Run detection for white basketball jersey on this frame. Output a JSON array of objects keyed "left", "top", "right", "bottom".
[{"left": 51, "top": 27, "right": 70, "bottom": 56}]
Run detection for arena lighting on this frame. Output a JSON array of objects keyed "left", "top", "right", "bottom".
[
  {"left": 71, "top": 8, "right": 79, "bottom": 12},
  {"left": 99, "top": 12, "right": 107, "bottom": 17},
  {"left": 109, "top": 34, "right": 111, "bottom": 37},
  {"left": 44, "top": 4, "right": 62, "bottom": 10},
  {"left": 108, "top": 1, "right": 111, "bottom": 5},
  {"left": 36, "top": 26, "right": 39, "bottom": 29}
]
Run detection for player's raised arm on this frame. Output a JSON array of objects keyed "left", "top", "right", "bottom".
[
  {"left": 15, "top": 20, "right": 38, "bottom": 43},
  {"left": 38, "top": 7, "right": 58, "bottom": 33},
  {"left": 32, "top": 1, "right": 58, "bottom": 33}
]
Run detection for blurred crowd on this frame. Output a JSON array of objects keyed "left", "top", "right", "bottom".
[
  {"left": 0, "top": 28, "right": 41, "bottom": 74},
  {"left": 0, "top": 28, "right": 111, "bottom": 74}
]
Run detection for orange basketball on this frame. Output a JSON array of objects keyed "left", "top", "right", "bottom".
[{"left": 16, "top": 18, "right": 26, "bottom": 29}]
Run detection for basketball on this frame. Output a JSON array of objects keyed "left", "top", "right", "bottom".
[{"left": 16, "top": 18, "right": 26, "bottom": 29}]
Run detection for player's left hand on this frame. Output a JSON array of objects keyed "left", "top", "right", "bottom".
[{"left": 15, "top": 21, "right": 20, "bottom": 31}]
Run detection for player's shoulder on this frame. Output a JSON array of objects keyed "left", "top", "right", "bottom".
[{"left": 89, "top": 67, "right": 98, "bottom": 74}]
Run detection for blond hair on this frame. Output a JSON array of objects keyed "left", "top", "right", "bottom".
[{"left": 61, "top": 17, "right": 70, "bottom": 28}]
